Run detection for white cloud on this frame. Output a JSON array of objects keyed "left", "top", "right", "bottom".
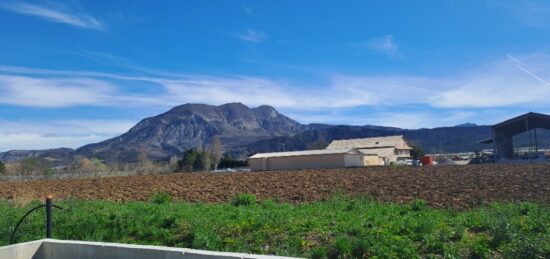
[
  {"left": 430, "top": 54, "right": 550, "bottom": 108},
  {"left": 365, "top": 35, "right": 399, "bottom": 55},
  {"left": 0, "top": 133, "right": 107, "bottom": 151},
  {"left": 238, "top": 29, "right": 266, "bottom": 43},
  {"left": 1, "top": 53, "right": 549, "bottom": 112},
  {"left": 0, "top": 119, "right": 136, "bottom": 151},
  {"left": 0, "top": 75, "right": 114, "bottom": 107},
  {"left": 0, "top": 1, "right": 105, "bottom": 30},
  {"left": 2, "top": 54, "right": 550, "bottom": 150}
]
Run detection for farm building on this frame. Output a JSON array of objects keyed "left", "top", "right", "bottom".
[
  {"left": 478, "top": 112, "right": 550, "bottom": 162},
  {"left": 327, "top": 135, "right": 412, "bottom": 165},
  {"left": 249, "top": 148, "right": 363, "bottom": 171},
  {"left": 249, "top": 135, "right": 413, "bottom": 171}
]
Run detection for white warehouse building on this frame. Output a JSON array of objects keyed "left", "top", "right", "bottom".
[
  {"left": 249, "top": 148, "right": 363, "bottom": 171},
  {"left": 249, "top": 135, "right": 412, "bottom": 171}
]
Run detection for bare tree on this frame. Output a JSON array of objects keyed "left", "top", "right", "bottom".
[{"left": 211, "top": 136, "right": 223, "bottom": 169}]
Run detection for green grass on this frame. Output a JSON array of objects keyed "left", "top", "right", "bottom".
[{"left": 1, "top": 195, "right": 550, "bottom": 258}]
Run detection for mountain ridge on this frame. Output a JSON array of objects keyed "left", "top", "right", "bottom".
[{"left": 1, "top": 103, "right": 499, "bottom": 163}]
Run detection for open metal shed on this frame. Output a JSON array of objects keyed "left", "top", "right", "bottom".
[{"left": 479, "top": 112, "right": 550, "bottom": 161}]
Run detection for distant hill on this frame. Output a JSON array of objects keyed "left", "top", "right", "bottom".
[
  {"left": 1, "top": 103, "right": 519, "bottom": 163},
  {"left": 75, "top": 103, "right": 302, "bottom": 162},
  {"left": 0, "top": 148, "right": 74, "bottom": 164},
  {"left": 236, "top": 125, "right": 493, "bottom": 156},
  {"left": 454, "top": 123, "right": 478, "bottom": 127}
]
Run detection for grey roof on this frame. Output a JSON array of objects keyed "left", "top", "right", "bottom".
[
  {"left": 492, "top": 112, "right": 550, "bottom": 135},
  {"left": 327, "top": 135, "right": 411, "bottom": 150},
  {"left": 249, "top": 148, "right": 358, "bottom": 159}
]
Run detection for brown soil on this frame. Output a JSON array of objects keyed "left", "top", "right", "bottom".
[{"left": 1, "top": 164, "right": 550, "bottom": 209}]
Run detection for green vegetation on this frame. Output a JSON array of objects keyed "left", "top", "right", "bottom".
[
  {"left": 0, "top": 161, "right": 6, "bottom": 175},
  {"left": 231, "top": 193, "right": 257, "bottom": 206},
  {"left": 409, "top": 144, "right": 426, "bottom": 159},
  {"left": 176, "top": 136, "right": 225, "bottom": 172},
  {"left": 1, "top": 196, "right": 549, "bottom": 258},
  {"left": 19, "top": 157, "right": 49, "bottom": 176},
  {"left": 149, "top": 191, "right": 173, "bottom": 205},
  {"left": 176, "top": 149, "right": 217, "bottom": 172},
  {"left": 218, "top": 156, "right": 248, "bottom": 169}
]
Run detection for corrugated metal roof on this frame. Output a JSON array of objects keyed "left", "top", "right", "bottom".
[
  {"left": 358, "top": 147, "right": 395, "bottom": 157},
  {"left": 249, "top": 148, "right": 358, "bottom": 159},
  {"left": 326, "top": 135, "right": 412, "bottom": 150}
]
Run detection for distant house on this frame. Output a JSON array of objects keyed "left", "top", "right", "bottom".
[
  {"left": 326, "top": 135, "right": 412, "bottom": 165},
  {"left": 249, "top": 148, "right": 363, "bottom": 171}
]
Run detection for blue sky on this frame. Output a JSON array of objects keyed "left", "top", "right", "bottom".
[{"left": 1, "top": 0, "right": 550, "bottom": 151}]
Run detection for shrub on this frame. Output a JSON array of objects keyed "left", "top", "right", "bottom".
[
  {"left": 218, "top": 156, "right": 248, "bottom": 169},
  {"left": 310, "top": 246, "right": 328, "bottom": 259},
  {"left": 329, "top": 237, "right": 353, "bottom": 258},
  {"left": 231, "top": 193, "right": 257, "bottom": 206},
  {"left": 468, "top": 233, "right": 491, "bottom": 258},
  {"left": 168, "top": 221, "right": 195, "bottom": 247},
  {"left": 176, "top": 149, "right": 216, "bottom": 172},
  {"left": 0, "top": 161, "right": 5, "bottom": 175},
  {"left": 149, "top": 191, "right": 172, "bottom": 204},
  {"left": 410, "top": 199, "right": 428, "bottom": 211},
  {"left": 352, "top": 239, "right": 370, "bottom": 258}
]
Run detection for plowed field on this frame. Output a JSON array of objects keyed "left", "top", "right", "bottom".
[{"left": 2, "top": 164, "right": 550, "bottom": 209}]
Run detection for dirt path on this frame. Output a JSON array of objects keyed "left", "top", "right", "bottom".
[{"left": 1, "top": 164, "right": 550, "bottom": 209}]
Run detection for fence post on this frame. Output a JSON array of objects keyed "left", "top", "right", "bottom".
[{"left": 46, "top": 195, "right": 52, "bottom": 238}]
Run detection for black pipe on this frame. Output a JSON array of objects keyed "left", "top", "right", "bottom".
[
  {"left": 9, "top": 205, "right": 45, "bottom": 244},
  {"left": 9, "top": 197, "right": 63, "bottom": 244},
  {"left": 46, "top": 196, "right": 52, "bottom": 238}
]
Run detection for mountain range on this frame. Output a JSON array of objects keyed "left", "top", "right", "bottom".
[{"left": 0, "top": 103, "right": 501, "bottom": 164}]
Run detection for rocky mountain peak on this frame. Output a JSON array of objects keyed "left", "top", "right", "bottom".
[
  {"left": 75, "top": 103, "right": 302, "bottom": 162},
  {"left": 253, "top": 105, "right": 279, "bottom": 118}
]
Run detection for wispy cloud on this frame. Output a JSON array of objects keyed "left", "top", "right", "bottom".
[
  {"left": 1, "top": 53, "right": 550, "bottom": 120},
  {"left": 1, "top": 54, "right": 550, "bottom": 150},
  {"left": 363, "top": 35, "right": 399, "bottom": 55},
  {"left": 0, "top": 75, "right": 115, "bottom": 107},
  {"left": 2, "top": 54, "right": 550, "bottom": 110},
  {"left": 431, "top": 54, "right": 550, "bottom": 108},
  {"left": 0, "top": 119, "right": 136, "bottom": 151},
  {"left": 0, "top": 1, "right": 105, "bottom": 30},
  {"left": 238, "top": 29, "right": 266, "bottom": 43}
]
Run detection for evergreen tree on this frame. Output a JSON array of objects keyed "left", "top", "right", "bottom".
[{"left": 0, "top": 161, "right": 6, "bottom": 175}]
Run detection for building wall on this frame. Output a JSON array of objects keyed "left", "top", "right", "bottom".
[
  {"left": 363, "top": 155, "right": 381, "bottom": 166},
  {"left": 395, "top": 149, "right": 411, "bottom": 161},
  {"left": 250, "top": 153, "right": 362, "bottom": 171},
  {"left": 249, "top": 158, "right": 266, "bottom": 171},
  {"left": 344, "top": 154, "right": 364, "bottom": 167}
]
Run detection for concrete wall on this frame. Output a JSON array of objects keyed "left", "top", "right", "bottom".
[
  {"left": 0, "top": 239, "right": 299, "bottom": 259},
  {"left": 0, "top": 240, "right": 42, "bottom": 259}
]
